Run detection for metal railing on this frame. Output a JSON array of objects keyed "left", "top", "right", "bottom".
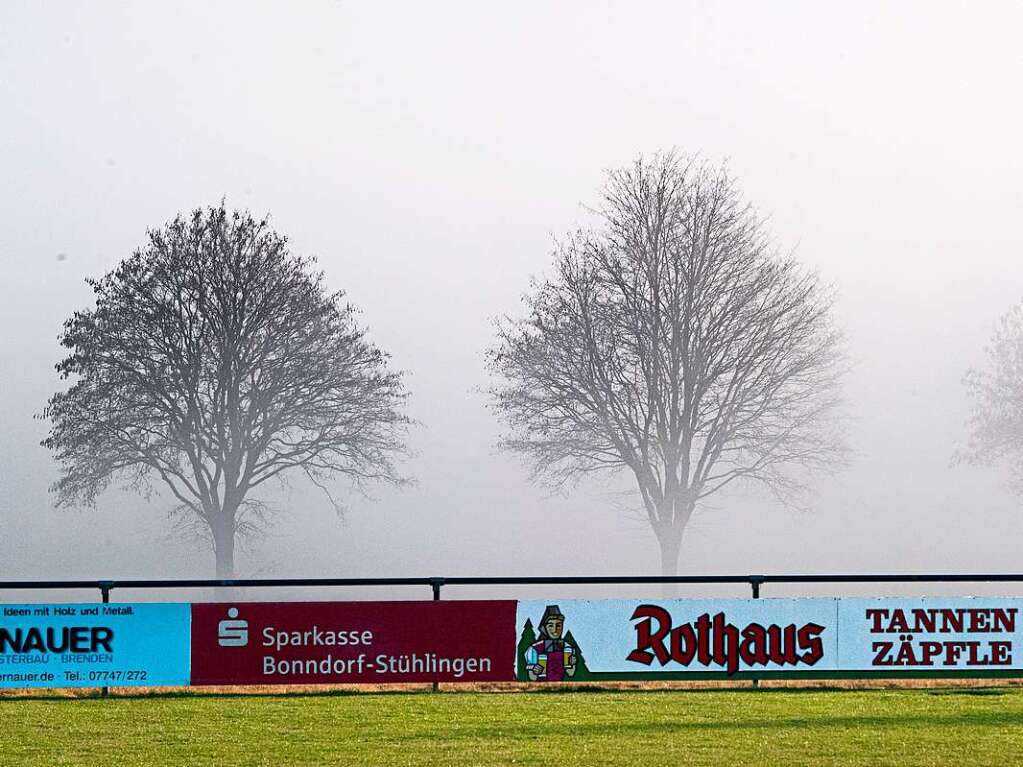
[
  {"left": 4, "top": 573, "right": 1022, "bottom": 694},
  {"left": 3, "top": 573, "right": 1023, "bottom": 602}
]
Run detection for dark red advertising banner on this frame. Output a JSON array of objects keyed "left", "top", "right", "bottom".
[{"left": 190, "top": 601, "right": 517, "bottom": 685}]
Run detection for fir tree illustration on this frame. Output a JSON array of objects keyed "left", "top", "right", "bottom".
[
  {"left": 564, "top": 629, "right": 591, "bottom": 679},
  {"left": 516, "top": 618, "right": 537, "bottom": 681}
]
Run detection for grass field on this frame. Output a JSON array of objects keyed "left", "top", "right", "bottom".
[{"left": 3, "top": 686, "right": 1023, "bottom": 766}]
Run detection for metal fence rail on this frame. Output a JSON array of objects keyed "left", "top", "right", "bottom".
[
  {"left": 4, "top": 573, "right": 1023, "bottom": 695},
  {"left": 3, "top": 573, "right": 1023, "bottom": 601}
]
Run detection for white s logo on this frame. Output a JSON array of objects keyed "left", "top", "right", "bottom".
[{"left": 218, "top": 607, "right": 249, "bottom": 647}]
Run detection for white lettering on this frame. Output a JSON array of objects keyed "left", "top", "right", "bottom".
[{"left": 260, "top": 626, "right": 374, "bottom": 651}]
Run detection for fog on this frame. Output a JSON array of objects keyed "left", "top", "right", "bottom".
[{"left": 2, "top": 2, "right": 1022, "bottom": 600}]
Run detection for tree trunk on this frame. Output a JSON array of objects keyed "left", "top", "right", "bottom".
[
  {"left": 213, "top": 516, "right": 236, "bottom": 581},
  {"left": 658, "top": 533, "right": 681, "bottom": 576},
  {"left": 656, "top": 526, "right": 684, "bottom": 598}
]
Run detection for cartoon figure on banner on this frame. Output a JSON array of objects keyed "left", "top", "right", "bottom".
[{"left": 522, "top": 604, "right": 581, "bottom": 682}]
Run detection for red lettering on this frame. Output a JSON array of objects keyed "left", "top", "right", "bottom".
[
  {"left": 993, "top": 609, "right": 1017, "bottom": 633},
  {"left": 968, "top": 610, "right": 991, "bottom": 633},
  {"left": 866, "top": 609, "right": 888, "bottom": 633},
  {"left": 910, "top": 610, "right": 936, "bottom": 634},
  {"left": 626, "top": 605, "right": 671, "bottom": 665},
  {"left": 872, "top": 641, "right": 894, "bottom": 666},
  {"left": 695, "top": 614, "right": 712, "bottom": 666},
  {"left": 894, "top": 638, "right": 919, "bottom": 666},
  {"left": 939, "top": 610, "right": 964, "bottom": 633},
  {"left": 626, "top": 607, "right": 826, "bottom": 675},
  {"left": 991, "top": 641, "right": 1012, "bottom": 665},
  {"left": 739, "top": 624, "right": 769, "bottom": 666},
  {"left": 919, "top": 642, "right": 943, "bottom": 665},
  {"left": 670, "top": 622, "right": 697, "bottom": 665},
  {"left": 888, "top": 610, "right": 909, "bottom": 634},
  {"left": 797, "top": 623, "right": 825, "bottom": 665}
]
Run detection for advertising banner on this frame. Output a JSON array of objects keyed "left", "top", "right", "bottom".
[
  {"left": 515, "top": 598, "right": 1023, "bottom": 680},
  {"left": 516, "top": 598, "right": 837, "bottom": 680},
  {"left": 0, "top": 602, "right": 190, "bottom": 688},
  {"left": 190, "top": 600, "right": 518, "bottom": 685},
  {"left": 3, "top": 596, "right": 1022, "bottom": 688},
  {"left": 838, "top": 598, "right": 1020, "bottom": 672}
]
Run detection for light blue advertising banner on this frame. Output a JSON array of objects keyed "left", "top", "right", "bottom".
[
  {"left": 837, "top": 598, "right": 1022, "bottom": 672},
  {"left": 516, "top": 598, "right": 838, "bottom": 679},
  {"left": 0, "top": 603, "right": 191, "bottom": 688},
  {"left": 516, "top": 598, "right": 1023, "bottom": 679}
]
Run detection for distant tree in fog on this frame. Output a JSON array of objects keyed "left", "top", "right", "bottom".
[
  {"left": 960, "top": 303, "right": 1023, "bottom": 495},
  {"left": 487, "top": 153, "right": 846, "bottom": 577},
  {"left": 42, "top": 204, "right": 410, "bottom": 578}
]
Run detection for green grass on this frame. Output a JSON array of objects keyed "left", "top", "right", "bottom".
[{"left": 4, "top": 687, "right": 1023, "bottom": 766}]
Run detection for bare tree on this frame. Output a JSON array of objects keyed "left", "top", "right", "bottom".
[
  {"left": 488, "top": 153, "right": 846, "bottom": 576},
  {"left": 42, "top": 204, "right": 410, "bottom": 578},
  {"left": 960, "top": 303, "right": 1023, "bottom": 494}
]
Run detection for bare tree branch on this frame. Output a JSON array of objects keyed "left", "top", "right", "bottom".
[
  {"left": 487, "top": 152, "right": 847, "bottom": 575},
  {"left": 959, "top": 302, "right": 1023, "bottom": 495},
  {"left": 41, "top": 203, "right": 412, "bottom": 577}
]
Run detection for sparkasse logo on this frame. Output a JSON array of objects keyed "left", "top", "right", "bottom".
[{"left": 218, "top": 607, "right": 248, "bottom": 647}]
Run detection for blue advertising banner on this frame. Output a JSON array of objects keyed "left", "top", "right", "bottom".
[
  {"left": 0, "top": 603, "right": 190, "bottom": 688},
  {"left": 515, "top": 598, "right": 1023, "bottom": 680},
  {"left": 516, "top": 598, "right": 837, "bottom": 680},
  {"left": 837, "top": 598, "right": 1021, "bottom": 672}
]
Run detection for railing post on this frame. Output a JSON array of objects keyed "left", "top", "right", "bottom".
[
  {"left": 99, "top": 581, "right": 113, "bottom": 697},
  {"left": 429, "top": 577, "right": 444, "bottom": 692},
  {"left": 749, "top": 576, "right": 763, "bottom": 689},
  {"left": 749, "top": 575, "right": 763, "bottom": 600}
]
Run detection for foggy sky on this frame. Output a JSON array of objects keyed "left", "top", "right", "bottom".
[{"left": 2, "top": 1, "right": 1022, "bottom": 600}]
